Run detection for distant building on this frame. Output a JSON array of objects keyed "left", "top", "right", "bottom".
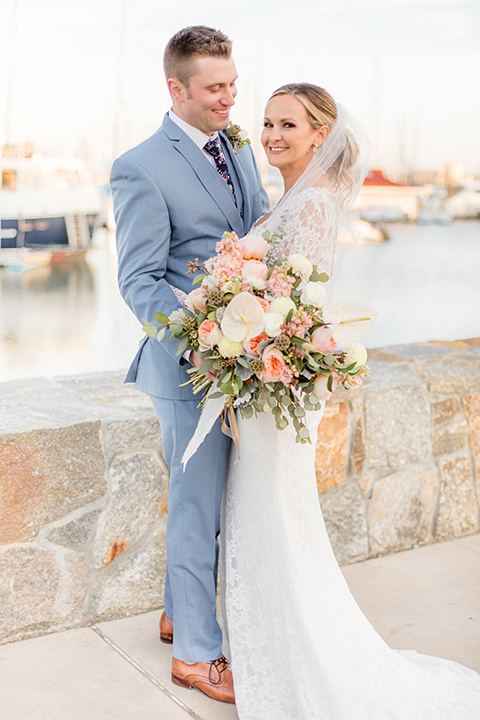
[{"left": 356, "top": 169, "right": 422, "bottom": 221}]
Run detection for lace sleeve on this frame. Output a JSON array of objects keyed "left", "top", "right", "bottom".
[{"left": 278, "top": 186, "right": 338, "bottom": 279}]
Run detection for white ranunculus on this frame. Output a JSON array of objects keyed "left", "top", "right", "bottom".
[
  {"left": 300, "top": 282, "right": 327, "bottom": 308},
  {"left": 264, "top": 312, "right": 284, "bottom": 337},
  {"left": 344, "top": 342, "right": 368, "bottom": 369},
  {"left": 287, "top": 253, "right": 313, "bottom": 279},
  {"left": 202, "top": 275, "right": 220, "bottom": 290},
  {"left": 269, "top": 296, "right": 296, "bottom": 317},
  {"left": 169, "top": 309, "right": 186, "bottom": 324}
]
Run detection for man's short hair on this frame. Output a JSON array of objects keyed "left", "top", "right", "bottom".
[{"left": 164, "top": 26, "right": 232, "bottom": 86}]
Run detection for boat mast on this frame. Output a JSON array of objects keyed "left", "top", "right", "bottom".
[{"left": 4, "top": 0, "right": 23, "bottom": 156}]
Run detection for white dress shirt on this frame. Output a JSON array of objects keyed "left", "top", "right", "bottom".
[{"left": 168, "top": 110, "right": 218, "bottom": 167}]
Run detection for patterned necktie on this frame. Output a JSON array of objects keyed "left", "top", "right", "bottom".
[{"left": 204, "top": 136, "right": 236, "bottom": 202}]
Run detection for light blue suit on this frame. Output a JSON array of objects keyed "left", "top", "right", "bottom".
[{"left": 111, "top": 113, "right": 268, "bottom": 661}]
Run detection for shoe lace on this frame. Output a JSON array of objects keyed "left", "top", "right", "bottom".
[{"left": 208, "top": 656, "right": 229, "bottom": 685}]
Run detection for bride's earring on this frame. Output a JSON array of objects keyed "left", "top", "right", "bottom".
[{"left": 313, "top": 144, "right": 319, "bottom": 156}]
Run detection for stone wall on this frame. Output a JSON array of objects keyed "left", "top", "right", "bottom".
[{"left": 1, "top": 338, "right": 479, "bottom": 644}]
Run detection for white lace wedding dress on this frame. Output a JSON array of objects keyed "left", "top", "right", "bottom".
[{"left": 221, "top": 186, "right": 480, "bottom": 719}]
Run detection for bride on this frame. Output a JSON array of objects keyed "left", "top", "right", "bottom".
[{"left": 220, "top": 83, "right": 480, "bottom": 719}]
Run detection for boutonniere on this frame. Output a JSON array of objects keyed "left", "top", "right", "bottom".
[{"left": 224, "top": 122, "right": 251, "bottom": 154}]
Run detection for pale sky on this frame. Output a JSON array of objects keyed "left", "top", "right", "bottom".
[{"left": 1, "top": 0, "right": 479, "bottom": 176}]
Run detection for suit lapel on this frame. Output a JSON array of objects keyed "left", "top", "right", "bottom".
[
  {"left": 220, "top": 133, "right": 253, "bottom": 232},
  {"left": 162, "top": 115, "right": 244, "bottom": 237}
]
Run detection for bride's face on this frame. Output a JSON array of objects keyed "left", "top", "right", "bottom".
[{"left": 261, "top": 95, "right": 325, "bottom": 177}]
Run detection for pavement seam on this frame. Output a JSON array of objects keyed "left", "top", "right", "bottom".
[
  {"left": 91, "top": 626, "right": 206, "bottom": 720},
  {"left": 452, "top": 538, "right": 480, "bottom": 556}
]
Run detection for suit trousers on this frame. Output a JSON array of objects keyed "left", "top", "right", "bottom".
[{"left": 150, "top": 394, "right": 230, "bottom": 662}]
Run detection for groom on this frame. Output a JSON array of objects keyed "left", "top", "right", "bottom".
[{"left": 111, "top": 26, "right": 268, "bottom": 702}]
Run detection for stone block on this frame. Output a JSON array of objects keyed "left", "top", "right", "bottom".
[
  {"left": 351, "top": 417, "right": 366, "bottom": 477},
  {"left": 46, "top": 507, "right": 103, "bottom": 550},
  {"left": 102, "top": 415, "right": 162, "bottom": 463},
  {"left": 432, "top": 423, "right": 468, "bottom": 456},
  {"left": 93, "top": 451, "right": 168, "bottom": 569},
  {"left": 463, "top": 393, "right": 480, "bottom": 480},
  {"left": 0, "top": 546, "right": 89, "bottom": 644},
  {"left": 436, "top": 456, "right": 479, "bottom": 538},
  {"left": 90, "top": 521, "right": 167, "bottom": 620},
  {"left": 319, "top": 483, "right": 368, "bottom": 564},
  {"left": 315, "top": 402, "right": 349, "bottom": 492},
  {"left": 365, "top": 384, "right": 431, "bottom": 474},
  {"left": 414, "top": 354, "right": 480, "bottom": 395},
  {"left": 359, "top": 475, "right": 374, "bottom": 496},
  {"left": 433, "top": 398, "right": 457, "bottom": 426},
  {"left": 0, "top": 423, "right": 107, "bottom": 544},
  {"left": 368, "top": 468, "right": 438, "bottom": 554}
]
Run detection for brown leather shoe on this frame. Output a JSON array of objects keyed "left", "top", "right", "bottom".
[
  {"left": 171, "top": 656, "right": 235, "bottom": 703},
  {"left": 159, "top": 611, "right": 173, "bottom": 644}
]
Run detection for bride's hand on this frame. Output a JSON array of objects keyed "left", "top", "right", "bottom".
[{"left": 191, "top": 350, "right": 218, "bottom": 380}]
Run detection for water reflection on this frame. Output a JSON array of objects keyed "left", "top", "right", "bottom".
[
  {"left": 0, "top": 222, "right": 479, "bottom": 383},
  {"left": 0, "top": 231, "right": 142, "bottom": 381}
]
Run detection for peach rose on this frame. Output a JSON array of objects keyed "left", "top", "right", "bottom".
[
  {"left": 313, "top": 373, "right": 339, "bottom": 401},
  {"left": 350, "top": 376, "right": 363, "bottom": 389},
  {"left": 310, "top": 326, "right": 337, "bottom": 353},
  {"left": 243, "top": 331, "right": 268, "bottom": 356},
  {"left": 261, "top": 345, "right": 288, "bottom": 382},
  {"left": 257, "top": 297, "right": 270, "bottom": 313},
  {"left": 241, "top": 259, "right": 269, "bottom": 290},
  {"left": 240, "top": 235, "right": 271, "bottom": 260},
  {"left": 197, "top": 320, "right": 223, "bottom": 351},
  {"left": 185, "top": 287, "right": 208, "bottom": 313}
]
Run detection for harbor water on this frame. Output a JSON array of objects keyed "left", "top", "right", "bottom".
[{"left": 0, "top": 221, "right": 479, "bottom": 383}]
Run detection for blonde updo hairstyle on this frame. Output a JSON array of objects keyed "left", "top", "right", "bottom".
[{"left": 269, "top": 83, "right": 359, "bottom": 205}]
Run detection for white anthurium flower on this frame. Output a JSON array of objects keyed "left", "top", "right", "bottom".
[
  {"left": 221, "top": 291, "right": 265, "bottom": 342},
  {"left": 344, "top": 342, "right": 368, "bottom": 369},
  {"left": 323, "top": 300, "right": 378, "bottom": 345},
  {"left": 269, "top": 296, "right": 296, "bottom": 317},
  {"left": 300, "top": 282, "right": 327, "bottom": 308}
]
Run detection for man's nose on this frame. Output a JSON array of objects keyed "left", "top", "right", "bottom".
[{"left": 221, "top": 87, "right": 236, "bottom": 106}]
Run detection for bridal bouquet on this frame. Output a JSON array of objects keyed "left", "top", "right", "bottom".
[{"left": 144, "top": 231, "right": 376, "bottom": 446}]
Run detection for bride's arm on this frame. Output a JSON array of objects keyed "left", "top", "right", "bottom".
[{"left": 281, "top": 187, "right": 339, "bottom": 280}]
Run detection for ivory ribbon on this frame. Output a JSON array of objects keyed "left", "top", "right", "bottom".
[
  {"left": 221, "top": 405, "right": 241, "bottom": 465},
  {"left": 181, "top": 386, "right": 226, "bottom": 471}
]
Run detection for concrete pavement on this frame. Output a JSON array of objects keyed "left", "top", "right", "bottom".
[{"left": 1, "top": 534, "right": 479, "bottom": 720}]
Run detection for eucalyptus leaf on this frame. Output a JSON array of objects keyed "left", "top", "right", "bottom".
[
  {"left": 142, "top": 321, "right": 158, "bottom": 338},
  {"left": 175, "top": 336, "right": 189, "bottom": 356},
  {"left": 154, "top": 312, "right": 170, "bottom": 324},
  {"left": 192, "top": 273, "right": 206, "bottom": 286}
]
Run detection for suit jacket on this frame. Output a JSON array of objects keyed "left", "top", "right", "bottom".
[{"left": 111, "top": 113, "right": 269, "bottom": 399}]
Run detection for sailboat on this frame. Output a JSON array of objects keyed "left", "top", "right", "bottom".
[{"left": 0, "top": 146, "right": 104, "bottom": 266}]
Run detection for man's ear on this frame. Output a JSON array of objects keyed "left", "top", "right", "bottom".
[{"left": 167, "top": 77, "right": 185, "bottom": 104}]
